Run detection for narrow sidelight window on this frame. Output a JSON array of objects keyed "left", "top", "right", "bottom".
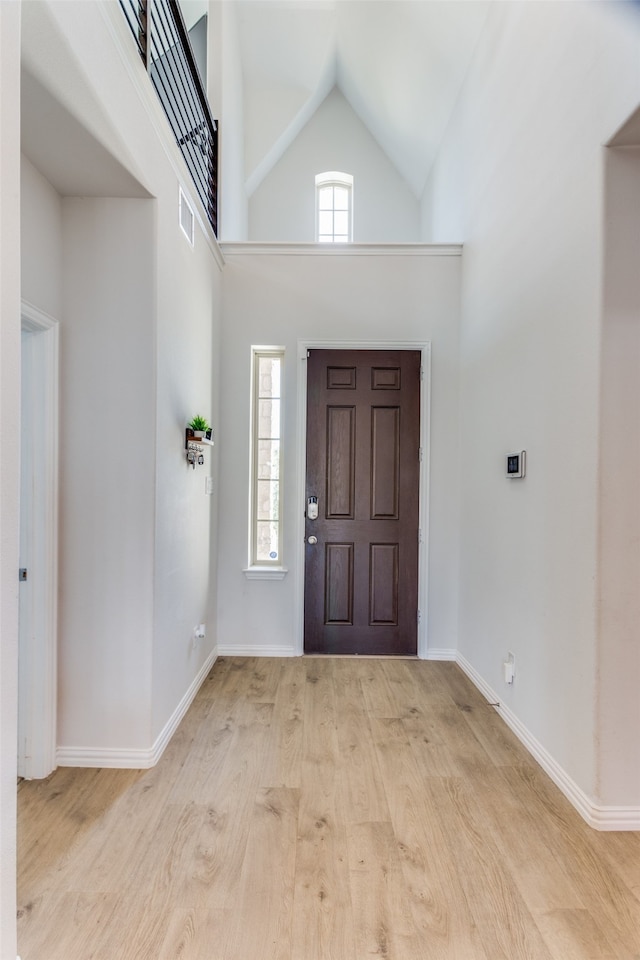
[
  {"left": 316, "top": 172, "right": 353, "bottom": 242},
  {"left": 251, "top": 348, "right": 284, "bottom": 566}
]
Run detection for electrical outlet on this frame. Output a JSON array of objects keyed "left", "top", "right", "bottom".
[
  {"left": 205, "top": 476, "right": 214, "bottom": 495},
  {"left": 503, "top": 651, "right": 515, "bottom": 684}
]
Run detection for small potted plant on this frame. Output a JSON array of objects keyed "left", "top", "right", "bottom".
[{"left": 188, "top": 415, "right": 210, "bottom": 440}]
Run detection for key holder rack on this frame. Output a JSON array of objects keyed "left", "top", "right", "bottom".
[{"left": 185, "top": 427, "right": 214, "bottom": 468}]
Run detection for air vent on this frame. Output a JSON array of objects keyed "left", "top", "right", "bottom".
[{"left": 179, "top": 187, "right": 195, "bottom": 246}]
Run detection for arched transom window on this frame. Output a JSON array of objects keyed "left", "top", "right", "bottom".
[{"left": 315, "top": 171, "right": 353, "bottom": 242}]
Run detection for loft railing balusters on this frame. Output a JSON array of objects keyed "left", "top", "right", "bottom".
[
  {"left": 140, "top": 0, "right": 150, "bottom": 70},
  {"left": 118, "top": 0, "right": 218, "bottom": 235},
  {"left": 151, "top": 1, "right": 207, "bottom": 195}
]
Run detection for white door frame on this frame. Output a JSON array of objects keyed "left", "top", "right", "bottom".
[
  {"left": 18, "top": 301, "right": 59, "bottom": 779},
  {"left": 295, "top": 339, "right": 431, "bottom": 658}
]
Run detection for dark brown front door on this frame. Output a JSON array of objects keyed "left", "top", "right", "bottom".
[{"left": 304, "top": 349, "right": 421, "bottom": 655}]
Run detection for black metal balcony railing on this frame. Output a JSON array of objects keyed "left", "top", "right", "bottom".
[{"left": 119, "top": 0, "right": 218, "bottom": 236}]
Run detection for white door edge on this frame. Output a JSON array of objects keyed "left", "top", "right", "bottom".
[{"left": 18, "top": 301, "right": 59, "bottom": 779}]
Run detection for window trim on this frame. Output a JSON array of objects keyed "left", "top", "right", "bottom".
[
  {"left": 246, "top": 347, "right": 287, "bottom": 577},
  {"left": 315, "top": 171, "right": 353, "bottom": 243}
]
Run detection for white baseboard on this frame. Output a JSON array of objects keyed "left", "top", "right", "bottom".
[
  {"left": 148, "top": 648, "right": 218, "bottom": 766},
  {"left": 217, "top": 644, "right": 297, "bottom": 657},
  {"left": 57, "top": 648, "right": 218, "bottom": 770},
  {"left": 425, "top": 647, "right": 457, "bottom": 661},
  {"left": 56, "top": 745, "right": 157, "bottom": 769},
  {"left": 456, "top": 652, "right": 640, "bottom": 832}
]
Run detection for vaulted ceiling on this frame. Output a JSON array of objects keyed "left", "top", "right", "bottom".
[
  {"left": 233, "top": 0, "right": 491, "bottom": 198},
  {"left": 22, "top": 0, "right": 492, "bottom": 204}
]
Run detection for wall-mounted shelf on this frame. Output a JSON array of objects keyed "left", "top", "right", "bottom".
[{"left": 185, "top": 427, "right": 214, "bottom": 447}]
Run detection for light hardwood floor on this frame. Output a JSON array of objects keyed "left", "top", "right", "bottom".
[{"left": 17, "top": 657, "right": 640, "bottom": 960}]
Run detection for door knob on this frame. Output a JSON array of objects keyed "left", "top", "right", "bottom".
[{"left": 307, "top": 536, "right": 318, "bottom": 545}]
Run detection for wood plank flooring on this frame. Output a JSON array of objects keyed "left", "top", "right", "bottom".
[{"left": 17, "top": 657, "right": 640, "bottom": 960}]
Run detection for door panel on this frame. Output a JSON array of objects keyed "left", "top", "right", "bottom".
[
  {"left": 369, "top": 543, "right": 399, "bottom": 625},
  {"left": 304, "top": 349, "right": 420, "bottom": 656},
  {"left": 326, "top": 406, "right": 355, "bottom": 518},
  {"left": 325, "top": 543, "right": 354, "bottom": 624},
  {"left": 371, "top": 406, "right": 400, "bottom": 519}
]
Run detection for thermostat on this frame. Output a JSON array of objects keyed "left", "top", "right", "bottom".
[{"left": 506, "top": 451, "right": 526, "bottom": 478}]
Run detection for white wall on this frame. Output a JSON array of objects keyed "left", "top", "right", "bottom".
[
  {"left": 59, "top": 197, "right": 157, "bottom": 751},
  {"left": 421, "top": 0, "right": 640, "bottom": 808},
  {"left": 0, "top": 5, "right": 21, "bottom": 957},
  {"left": 152, "top": 189, "right": 222, "bottom": 741},
  {"left": 218, "top": 246, "right": 461, "bottom": 657},
  {"left": 249, "top": 87, "right": 420, "bottom": 242},
  {"left": 21, "top": 155, "right": 62, "bottom": 317}
]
